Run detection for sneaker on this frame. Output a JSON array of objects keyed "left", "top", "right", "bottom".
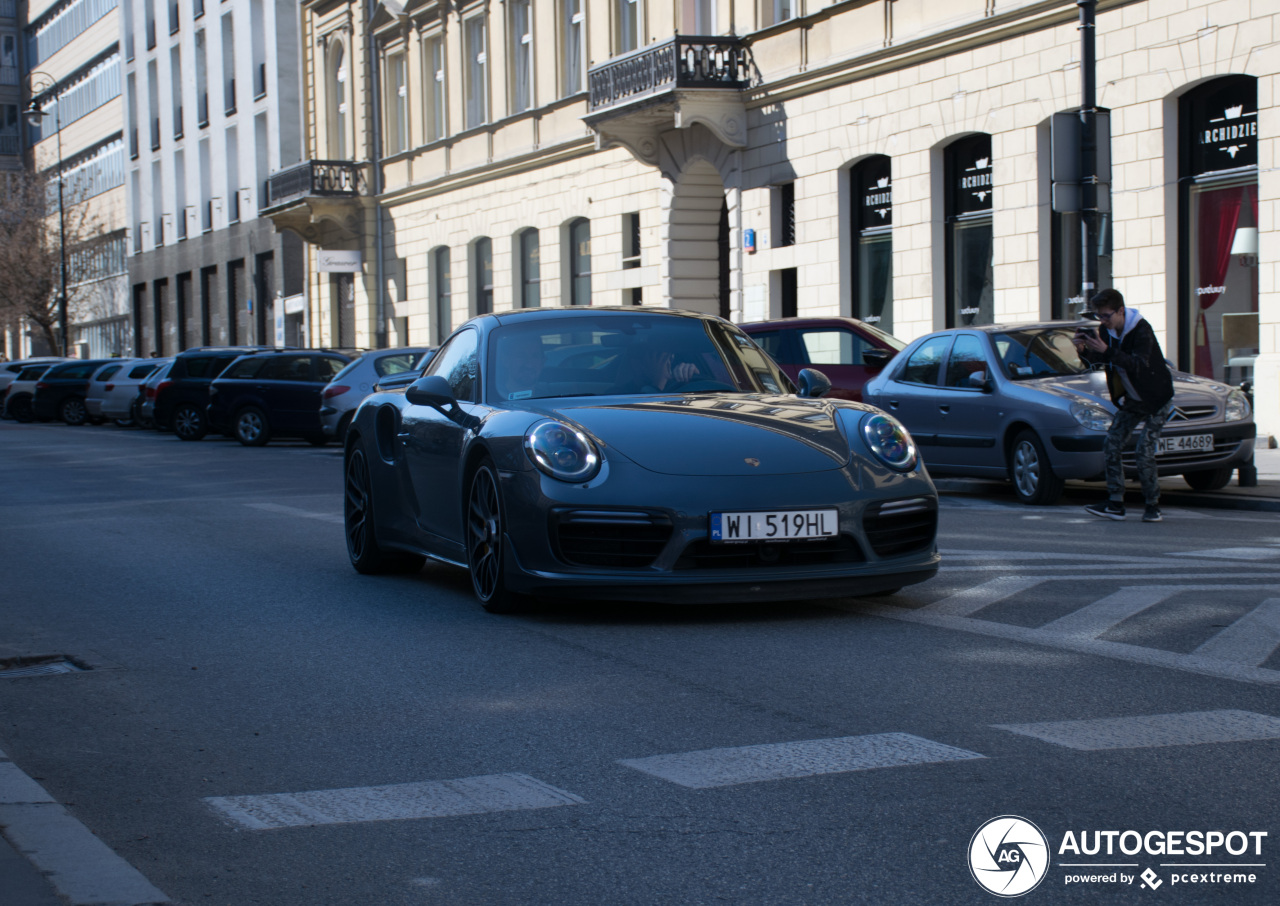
[
  {"left": 1142, "top": 505, "right": 1163, "bottom": 523},
  {"left": 1085, "top": 501, "right": 1126, "bottom": 520}
]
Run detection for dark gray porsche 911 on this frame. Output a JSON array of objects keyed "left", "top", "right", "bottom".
[{"left": 343, "top": 307, "right": 939, "bottom": 612}]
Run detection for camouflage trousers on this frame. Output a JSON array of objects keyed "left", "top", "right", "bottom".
[{"left": 1104, "top": 400, "right": 1173, "bottom": 505}]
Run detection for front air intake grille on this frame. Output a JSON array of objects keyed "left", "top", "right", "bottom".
[
  {"left": 674, "top": 535, "right": 864, "bottom": 570},
  {"left": 862, "top": 497, "right": 937, "bottom": 558},
  {"left": 553, "top": 509, "right": 672, "bottom": 568},
  {"left": 1166, "top": 405, "right": 1217, "bottom": 423}
]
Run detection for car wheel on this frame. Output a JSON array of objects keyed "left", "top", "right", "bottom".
[
  {"left": 234, "top": 407, "right": 271, "bottom": 446},
  {"left": 1009, "top": 429, "right": 1065, "bottom": 505},
  {"left": 173, "top": 404, "right": 208, "bottom": 441},
  {"left": 344, "top": 444, "right": 424, "bottom": 575},
  {"left": 59, "top": 397, "right": 88, "bottom": 426},
  {"left": 1182, "top": 466, "right": 1233, "bottom": 491},
  {"left": 9, "top": 395, "right": 34, "bottom": 423},
  {"left": 466, "top": 459, "right": 529, "bottom": 614}
]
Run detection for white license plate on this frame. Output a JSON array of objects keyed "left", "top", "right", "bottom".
[
  {"left": 710, "top": 509, "right": 839, "bottom": 543},
  {"left": 1157, "top": 434, "right": 1214, "bottom": 455}
]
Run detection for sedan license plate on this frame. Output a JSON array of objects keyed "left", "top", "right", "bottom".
[
  {"left": 1156, "top": 434, "right": 1213, "bottom": 455},
  {"left": 710, "top": 509, "right": 838, "bottom": 543}
]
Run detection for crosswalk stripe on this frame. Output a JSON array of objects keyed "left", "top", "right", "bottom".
[
  {"left": 1168, "top": 547, "right": 1280, "bottom": 560},
  {"left": 922, "top": 577, "right": 1043, "bottom": 616},
  {"left": 1038, "top": 587, "right": 1177, "bottom": 639},
  {"left": 1193, "top": 598, "right": 1280, "bottom": 666},
  {"left": 204, "top": 774, "right": 585, "bottom": 830},
  {"left": 993, "top": 709, "right": 1280, "bottom": 751}
]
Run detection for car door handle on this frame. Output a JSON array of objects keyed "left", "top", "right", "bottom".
[
  {"left": 887, "top": 400, "right": 900, "bottom": 409},
  {"left": 938, "top": 405, "right": 950, "bottom": 414},
  {"left": 397, "top": 432, "right": 412, "bottom": 446}
]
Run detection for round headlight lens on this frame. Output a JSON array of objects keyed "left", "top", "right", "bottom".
[
  {"left": 1070, "top": 399, "right": 1113, "bottom": 431},
  {"left": 524, "top": 420, "right": 601, "bottom": 482},
  {"left": 1224, "top": 388, "right": 1251, "bottom": 422},
  {"left": 861, "top": 413, "right": 918, "bottom": 472}
]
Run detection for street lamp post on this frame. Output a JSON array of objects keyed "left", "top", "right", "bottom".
[{"left": 26, "top": 73, "right": 69, "bottom": 358}]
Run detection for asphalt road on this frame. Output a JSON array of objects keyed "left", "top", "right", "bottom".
[{"left": 1, "top": 421, "right": 1278, "bottom": 906}]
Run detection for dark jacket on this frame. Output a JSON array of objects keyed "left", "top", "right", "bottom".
[{"left": 1081, "top": 315, "right": 1174, "bottom": 410}]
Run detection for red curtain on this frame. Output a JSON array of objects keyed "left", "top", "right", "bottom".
[{"left": 1194, "top": 187, "right": 1243, "bottom": 376}]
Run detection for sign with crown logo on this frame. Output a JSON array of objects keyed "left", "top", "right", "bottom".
[{"left": 1188, "top": 77, "right": 1257, "bottom": 175}]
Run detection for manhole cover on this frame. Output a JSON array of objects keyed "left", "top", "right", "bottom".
[{"left": 0, "top": 656, "right": 88, "bottom": 679}]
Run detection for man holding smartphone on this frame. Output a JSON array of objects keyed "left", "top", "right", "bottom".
[{"left": 1072, "top": 288, "right": 1175, "bottom": 523}]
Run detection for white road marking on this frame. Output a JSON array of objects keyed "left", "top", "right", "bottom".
[
  {"left": 204, "top": 773, "right": 585, "bottom": 830},
  {"left": 993, "top": 709, "right": 1280, "bottom": 751},
  {"left": 1039, "top": 587, "right": 1177, "bottom": 639},
  {"left": 1193, "top": 598, "right": 1280, "bottom": 666},
  {"left": 922, "top": 577, "right": 1044, "bottom": 616},
  {"left": 0, "top": 748, "right": 171, "bottom": 905},
  {"left": 1167, "top": 547, "right": 1280, "bottom": 560},
  {"left": 618, "top": 734, "right": 984, "bottom": 789},
  {"left": 245, "top": 502, "right": 344, "bottom": 525}
]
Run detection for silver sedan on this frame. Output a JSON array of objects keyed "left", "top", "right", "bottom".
[{"left": 862, "top": 322, "right": 1255, "bottom": 504}]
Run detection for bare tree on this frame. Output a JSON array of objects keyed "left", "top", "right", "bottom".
[{"left": 0, "top": 166, "right": 101, "bottom": 355}]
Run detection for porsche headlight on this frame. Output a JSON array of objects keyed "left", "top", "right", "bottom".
[
  {"left": 524, "top": 420, "right": 601, "bottom": 482},
  {"left": 861, "top": 413, "right": 918, "bottom": 472},
  {"left": 1070, "top": 399, "right": 1112, "bottom": 431},
  {"left": 1224, "top": 388, "right": 1251, "bottom": 422}
]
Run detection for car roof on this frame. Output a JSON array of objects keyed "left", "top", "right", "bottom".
[
  {"left": 487, "top": 306, "right": 723, "bottom": 325},
  {"left": 739, "top": 316, "right": 881, "bottom": 330},
  {"left": 923, "top": 319, "right": 1094, "bottom": 335}
]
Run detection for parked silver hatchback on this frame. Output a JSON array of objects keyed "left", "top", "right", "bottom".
[
  {"left": 862, "top": 322, "right": 1255, "bottom": 505},
  {"left": 319, "top": 347, "right": 433, "bottom": 441},
  {"left": 87, "top": 359, "right": 168, "bottom": 425}
]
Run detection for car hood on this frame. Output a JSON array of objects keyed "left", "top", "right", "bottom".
[
  {"left": 540, "top": 394, "right": 856, "bottom": 475},
  {"left": 1018, "top": 370, "right": 1227, "bottom": 413}
]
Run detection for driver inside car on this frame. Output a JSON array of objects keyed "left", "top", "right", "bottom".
[
  {"left": 493, "top": 333, "right": 548, "bottom": 400},
  {"left": 631, "top": 345, "right": 700, "bottom": 393}
]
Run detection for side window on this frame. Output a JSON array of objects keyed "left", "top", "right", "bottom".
[
  {"left": 263, "top": 356, "right": 313, "bottom": 381},
  {"left": 898, "top": 336, "right": 951, "bottom": 386},
  {"left": 95, "top": 365, "right": 123, "bottom": 382},
  {"left": 129, "top": 364, "right": 158, "bottom": 379},
  {"left": 425, "top": 329, "right": 479, "bottom": 402},
  {"left": 184, "top": 356, "right": 214, "bottom": 378},
  {"left": 315, "top": 357, "right": 346, "bottom": 382},
  {"left": 225, "top": 357, "right": 266, "bottom": 379},
  {"left": 749, "top": 331, "right": 787, "bottom": 362},
  {"left": 373, "top": 353, "right": 418, "bottom": 377},
  {"left": 797, "top": 329, "right": 871, "bottom": 366},
  {"left": 944, "top": 335, "right": 991, "bottom": 388}
]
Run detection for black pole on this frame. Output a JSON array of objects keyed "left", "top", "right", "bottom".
[
  {"left": 56, "top": 105, "right": 68, "bottom": 357},
  {"left": 1078, "top": 0, "right": 1099, "bottom": 303}
]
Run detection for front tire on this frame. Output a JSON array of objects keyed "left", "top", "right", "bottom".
[
  {"left": 1183, "top": 466, "right": 1233, "bottom": 491},
  {"left": 234, "top": 406, "right": 270, "bottom": 446},
  {"left": 466, "top": 459, "right": 529, "bottom": 614},
  {"left": 344, "top": 445, "right": 424, "bottom": 575},
  {"left": 1009, "top": 429, "right": 1065, "bottom": 505},
  {"left": 173, "top": 404, "right": 208, "bottom": 441},
  {"left": 59, "top": 397, "right": 88, "bottom": 426},
  {"left": 8, "top": 395, "right": 34, "bottom": 423}
]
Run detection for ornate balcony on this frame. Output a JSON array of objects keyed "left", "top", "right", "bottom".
[
  {"left": 262, "top": 160, "right": 370, "bottom": 244},
  {"left": 585, "top": 35, "right": 749, "bottom": 167}
]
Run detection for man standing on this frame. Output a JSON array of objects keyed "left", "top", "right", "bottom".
[{"left": 1073, "top": 288, "right": 1175, "bottom": 523}]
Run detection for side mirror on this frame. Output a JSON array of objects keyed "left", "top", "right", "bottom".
[
  {"left": 862, "top": 348, "right": 894, "bottom": 368},
  {"left": 967, "top": 371, "right": 993, "bottom": 392},
  {"left": 405, "top": 374, "right": 455, "bottom": 408},
  {"left": 796, "top": 367, "right": 832, "bottom": 399}
]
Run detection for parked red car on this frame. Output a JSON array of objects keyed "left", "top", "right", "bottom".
[{"left": 739, "top": 316, "right": 905, "bottom": 401}]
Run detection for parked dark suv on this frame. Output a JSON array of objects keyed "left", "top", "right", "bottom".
[
  {"left": 156, "top": 347, "right": 280, "bottom": 441},
  {"left": 208, "top": 350, "right": 352, "bottom": 446},
  {"left": 31, "top": 359, "right": 115, "bottom": 425}
]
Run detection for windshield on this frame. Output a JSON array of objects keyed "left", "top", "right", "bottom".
[
  {"left": 993, "top": 327, "right": 1091, "bottom": 380},
  {"left": 487, "top": 316, "right": 788, "bottom": 403}
]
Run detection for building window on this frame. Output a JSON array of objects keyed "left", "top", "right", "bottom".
[
  {"left": 568, "top": 218, "right": 590, "bottom": 305},
  {"left": 622, "top": 212, "right": 641, "bottom": 269},
  {"left": 618, "top": 0, "right": 640, "bottom": 53},
  {"left": 465, "top": 16, "right": 488, "bottom": 129},
  {"left": 474, "top": 238, "right": 493, "bottom": 315},
  {"left": 328, "top": 40, "right": 348, "bottom": 158},
  {"left": 851, "top": 156, "right": 892, "bottom": 332},
  {"left": 1179, "top": 75, "right": 1259, "bottom": 382},
  {"left": 433, "top": 246, "right": 452, "bottom": 341},
  {"left": 767, "top": 0, "right": 796, "bottom": 27},
  {"left": 945, "top": 133, "right": 994, "bottom": 328},
  {"left": 518, "top": 228, "right": 540, "bottom": 307},
  {"left": 385, "top": 49, "right": 408, "bottom": 154},
  {"left": 774, "top": 182, "right": 795, "bottom": 247},
  {"left": 425, "top": 35, "right": 446, "bottom": 141},
  {"left": 2, "top": 103, "right": 22, "bottom": 156},
  {"left": 511, "top": 0, "right": 533, "bottom": 113},
  {"left": 563, "top": 0, "right": 584, "bottom": 96}
]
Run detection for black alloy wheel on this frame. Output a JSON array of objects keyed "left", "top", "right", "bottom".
[
  {"left": 173, "top": 404, "right": 208, "bottom": 441},
  {"left": 466, "top": 460, "right": 528, "bottom": 613},
  {"left": 1009, "top": 429, "right": 1065, "bottom": 506},
  {"left": 344, "top": 445, "right": 424, "bottom": 575},
  {"left": 59, "top": 397, "right": 88, "bottom": 426},
  {"left": 234, "top": 406, "right": 271, "bottom": 446}
]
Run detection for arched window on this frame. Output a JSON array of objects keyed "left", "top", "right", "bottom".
[
  {"left": 568, "top": 218, "right": 591, "bottom": 305},
  {"left": 518, "top": 228, "right": 540, "bottom": 307},
  {"left": 328, "top": 41, "right": 348, "bottom": 159},
  {"left": 474, "top": 238, "right": 493, "bottom": 314},
  {"left": 850, "top": 155, "right": 893, "bottom": 332},
  {"left": 945, "top": 134, "right": 994, "bottom": 327},
  {"left": 1179, "top": 75, "right": 1258, "bottom": 381}
]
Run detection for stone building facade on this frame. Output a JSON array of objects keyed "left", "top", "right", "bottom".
[{"left": 269, "top": 0, "right": 1278, "bottom": 438}]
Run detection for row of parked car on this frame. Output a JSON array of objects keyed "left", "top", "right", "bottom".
[
  {"left": 0, "top": 345, "right": 433, "bottom": 446},
  {"left": 0, "top": 313, "right": 1257, "bottom": 506}
]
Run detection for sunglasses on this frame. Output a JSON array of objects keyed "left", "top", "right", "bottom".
[{"left": 1094, "top": 310, "right": 1118, "bottom": 320}]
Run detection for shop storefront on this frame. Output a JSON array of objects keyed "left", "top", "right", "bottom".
[
  {"left": 851, "top": 155, "right": 893, "bottom": 332},
  {"left": 946, "top": 134, "right": 994, "bottom": 328}
]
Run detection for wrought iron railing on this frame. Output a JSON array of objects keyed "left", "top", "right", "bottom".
[
  {"left": 588, "top": 35, "right": 748, "bottom": 113},
  {"left": 266, "top": 160, "right": 365, "bottom": 206}
]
